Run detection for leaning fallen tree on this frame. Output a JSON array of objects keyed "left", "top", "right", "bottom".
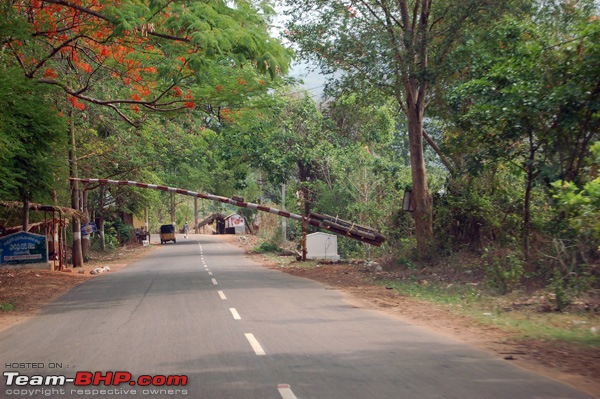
[{"left": 71, "top": 178, "right": 386, "bottom": 247}]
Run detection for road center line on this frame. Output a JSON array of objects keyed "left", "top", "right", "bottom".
[
  {"left": 211, "top": 278, "right": 218, "bottom": 285},
  {"left": 278, "top": 384, "right": 298, "bottom": 399},
  {"left": 229, "top": 308, "right": 241, "bottom": 320},
  {"left": 218, "top": 291, "right": 227, "bottom": 300},
  {"left": 244, "top": 333, "right": 266, "bottom": 356},
  {"left": 208, "top": 271, "right": 213, "bottom": 275}
]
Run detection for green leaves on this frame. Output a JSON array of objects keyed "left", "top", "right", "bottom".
[
  {"left": 0, "top": 67, "right": 67, "bottom": 201},
  {"left": 551, "top": 142, "right": 600, "bottom": 246}
]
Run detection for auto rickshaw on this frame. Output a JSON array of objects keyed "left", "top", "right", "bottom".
[{"left": 159, "top": 224, "right": 176, "bottom": 244}]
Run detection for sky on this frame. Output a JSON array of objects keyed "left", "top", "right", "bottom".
[
  {"left": 271, "top": 3, "right": 328, "bottom": 101},
  {"left": 288, "top": 61, "right": 328, "bottom": 100}
]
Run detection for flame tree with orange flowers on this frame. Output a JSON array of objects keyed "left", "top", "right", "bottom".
[{"left": 1, "top": 0, "right": 292, "bottom": 266}]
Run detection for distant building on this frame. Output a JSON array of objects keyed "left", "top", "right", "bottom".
[{"left": 225, "top": 213, "right": 246, "bottom": 235}]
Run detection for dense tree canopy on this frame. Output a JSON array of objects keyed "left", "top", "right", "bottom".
[
  {"left": 0, "top": 66, "right": 66, "bottom": 202},
  {"left": 1, "top": 0, "right": 292, "bottom": 124},
  {"left": 0, "top": 0, "right": 597, "bottom": 298}
]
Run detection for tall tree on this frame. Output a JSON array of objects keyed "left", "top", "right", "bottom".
[
  {"left": 281, "top": 0, "right": 522, "bottom": 258},
  {"left": 0, "top": 66, "right": 67, "bottom": 230}
]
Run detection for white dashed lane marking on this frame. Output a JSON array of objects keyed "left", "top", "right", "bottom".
[
  {"left": 229, "top": 308, "right": 241, "bottom": 320},
  {"left": 218, "top": 291, "right": 227, "bottom": 300},
  {"left": 211, "top": 278, "right": 218, "bottom": 285},
  {"left": 244, "top": 333, "right": 266, "bottom": 356},
  {"left": 278, "top": 384, "right": 298, "bottom": 399}
]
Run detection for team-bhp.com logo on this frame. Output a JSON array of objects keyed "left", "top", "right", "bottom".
[{"left": 4, "top": 371, "right": 188, "bottom": 396}]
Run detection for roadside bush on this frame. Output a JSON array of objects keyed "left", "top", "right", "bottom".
[
  {"left": 547, "top": 265, "right": 596, "bottom": 311},
  {"left": 253, "top": 240, "right": 280, "bottom": 254},
  {"left": 551, "top": 178, "right": 600, "bottom": 259},
  {"left": 482, "top": 248, "right": 525, "bottom": 294},
  {"left": 110, "top": 219, "right": 134, "bottom": 244},
  {"left": 90, "top": 226, "right": 118, "bottom": 251},
  {"left": 537, "top": 238, "right": 598, "bottom": 311},
  {"left": 550, "top": 142, "right": 600, "bottom": 259},
  {"left": 434, "top": 169, "right": 522, "bottom": 254}
]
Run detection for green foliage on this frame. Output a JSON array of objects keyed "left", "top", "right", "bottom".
[
  {"left": 548, "top": 266, "right": 596, "bottom": 312},
  {"left": 0, "top": 67, "right": 67, "bottom": 202},
  {"left": 434, "top": 166, "right": 525, "bottom": 253},
  {"left": 107, "top": 219, "right": 135, "bottom": 244},
  {"left": 441, "top": 4, "right": 599, "bottom": 273},
  {"left": 552, "top": 178, "right": 600, "bottom": 244},
  {"left": 482, "top": 248, "right": 525, "bottom": 294},
  {"left": 91, "top": 229, "right": 118, "bottom": 251},
  {"left": 0, "top": 302, "right": 16, "bottom": 312},
  {"left": 551, "top": 142, "right": 600, "bottom": 252},
  {"left": 380, "top": 280, "right": 482, "bottom": 305},
  {"left": 253, "top": 240, "right": 280, "bottom": 254}
]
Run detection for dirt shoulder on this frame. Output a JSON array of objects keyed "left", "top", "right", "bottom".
[{"left": 222, "top": 235, "right": 600, "bottom": 399}]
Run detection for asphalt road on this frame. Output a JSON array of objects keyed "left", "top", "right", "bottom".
[{"left": 0, "top": 235, "right": 595, "bottom": 399}]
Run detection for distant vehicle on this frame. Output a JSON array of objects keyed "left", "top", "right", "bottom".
[{"left": 159, "top": 224, "right": 176, "bottom": 244}]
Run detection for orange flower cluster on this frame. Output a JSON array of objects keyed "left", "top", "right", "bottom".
[
  {"left": 69, "top": 95, "right": 86, "bottom": 110},
  {"left": 12, "top": 1, "right": 168, "bottom": 111},
  {"left": 43, "top": 68, "right": 57, "bottom": 79},
  {"left": 11, "top": 1, "right": 249, "bottom": 119}
]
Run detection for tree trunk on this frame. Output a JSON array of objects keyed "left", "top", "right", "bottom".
[
  {"left": 170, "top": 192, "right": 175, "bottom": 225},
  {"left": 523, "top": 130, "right": 536, "bottom": 261},
  {"left": 81, "top": 189, "right": 90, "bottom": 260},
  {"left": 408, "top": 109, "right": 434, "bottom": 259},
  {"left": 298, "top": 161, "right": 311, "bottom": 216},
  {"left": 383, "top": 0, "right": 434, "bottom": 260},
  {"left": 69, "top": 109, "right": 83, "bottom": 267},
  {"left": 99, "top": 184, "right": 106, "bottom": 251}
]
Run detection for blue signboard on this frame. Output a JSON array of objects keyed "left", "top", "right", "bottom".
[
  {"left": 81, "top": 222, "right": 98, "bottom": 235},
  {"left": 0, "top": 232, "right": 48, "bottom": 265}
]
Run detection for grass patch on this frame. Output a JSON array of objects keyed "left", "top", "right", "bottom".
[
  {"left": 380, "top": 280, "right": 482, "bottom": 305},
  {"left": 261, "top": 252, "right": 320, "bottom": 269},
  {"left": 380, "top": 279, "right": 600, "bottom": 347},
  {"left": 471, "top": 309, "right": 600, "bottom": 346},
  {"left": 0, "top": 302, "right": 16, "bottom": 312}
]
